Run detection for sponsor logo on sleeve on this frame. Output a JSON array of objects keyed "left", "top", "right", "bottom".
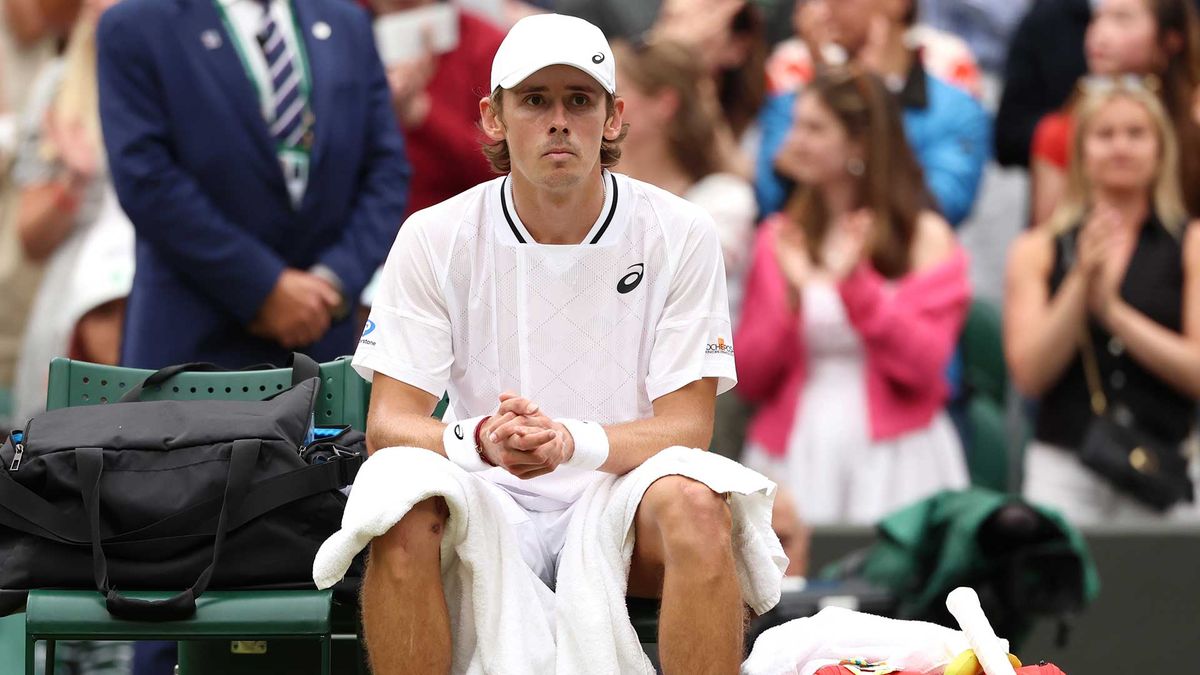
[
  {"left": 705, "top": 336, "right": 734, "bottom": 356},
  {"left": 359, "top": 319, "right": 377, "bottom": 347}
]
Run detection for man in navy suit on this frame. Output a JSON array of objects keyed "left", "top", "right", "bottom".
[
  {"left": 98, "top": 0, "right": 408, "bottom": 671},
  {"left": 97, "top": 0, "right": 410, "bottom": 371}
]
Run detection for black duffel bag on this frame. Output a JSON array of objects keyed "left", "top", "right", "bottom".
[{"left": 0, "top": 360, "right": 364, "bottom": 621}]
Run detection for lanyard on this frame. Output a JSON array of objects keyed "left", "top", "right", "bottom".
[{"left": 212, "top": 0, "right": 315, "bottom": 153}]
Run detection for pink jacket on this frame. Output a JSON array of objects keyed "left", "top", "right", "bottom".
[{"left": 734, "top": 218, "right": 971, "bottom": 457}]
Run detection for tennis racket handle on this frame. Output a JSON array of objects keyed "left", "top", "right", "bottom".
[{"left": 946, "top": 587, "right": 1017, "bottom": 675}]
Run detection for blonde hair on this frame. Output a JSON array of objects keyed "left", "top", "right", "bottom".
[
  {"left": 41, "top": 19, "right": 103, "bottom": 167},
  {"left": 1046, "top": 83, "right": 1187, "bottom": 236}
]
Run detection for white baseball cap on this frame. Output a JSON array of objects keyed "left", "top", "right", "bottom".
[{"left": 490, "top": 14, "right": 616, "bottom": 95}]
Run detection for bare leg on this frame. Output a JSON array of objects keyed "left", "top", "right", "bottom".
[
  {"left": 628, "top": 476, "right": 744, "bottom": 674},
  {"left": 361, "top": 497, "right": 451, "bottom": 675}
]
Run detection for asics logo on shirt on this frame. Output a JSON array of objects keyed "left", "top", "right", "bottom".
[{"left": 617, "top": 263, "right": 645, "bottom": 294}]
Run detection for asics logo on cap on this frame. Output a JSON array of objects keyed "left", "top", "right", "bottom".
[{"left": 592, "top": 53, "right": 605, "bottom": 64}]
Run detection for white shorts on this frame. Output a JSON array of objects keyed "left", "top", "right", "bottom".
[{"left": 476, "top": 478, "right": 581, "bottom": 587}]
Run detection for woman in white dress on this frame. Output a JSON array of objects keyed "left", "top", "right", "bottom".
[{"left": 736, "top": 66, "right": 971, "bottom": 526}]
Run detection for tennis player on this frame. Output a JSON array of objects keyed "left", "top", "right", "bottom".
[{"left": 354, "top": 14, "right": 748, "bottom": 674}]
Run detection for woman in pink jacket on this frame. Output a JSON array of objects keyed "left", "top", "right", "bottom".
[{"left": 736, "top": 67, "right": 971, "bottom": 525}]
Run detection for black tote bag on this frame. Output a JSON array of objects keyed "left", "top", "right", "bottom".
[{"left": 0, "top": 371, "right": 363, "bottom": 621}]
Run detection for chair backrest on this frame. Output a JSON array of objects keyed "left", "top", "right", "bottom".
[
  {"left": 45, "top": 356, "right": 371, "bottom": 430},
  {"left": 959, "top": 299, "right": 1006, "bottom": 406}
]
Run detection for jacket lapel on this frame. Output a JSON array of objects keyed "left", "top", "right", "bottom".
[
  {"left": 174, "top": 0, "right": 285, "bottom": 191},
  {"left": 290, "top": 0, "right": 336, "bottom": 193}
]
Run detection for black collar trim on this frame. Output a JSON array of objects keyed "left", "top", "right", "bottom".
[
  {"left": 500, "top": 177, "right": 527, "bottom": 244},
  {"left": 499, "top": 172, "right": 619, "bottom": 245},
  {"left": 589, "top": 172, "right": 619, "bottom": 244}
]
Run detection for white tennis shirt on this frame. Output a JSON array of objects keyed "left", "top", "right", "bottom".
[{"left": 353, "top": 170, "right": 737, "bottom": 510}]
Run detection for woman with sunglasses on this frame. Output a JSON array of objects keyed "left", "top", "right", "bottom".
[
  {"left": 1030, "top": 0, "right": 1200, "bottom": 226},
  {"left": 1007, "top": 82, "right": 1200, "bottom": 524},
  {"left": 735, "top": 67, "right": 970, "bottom": 526}
]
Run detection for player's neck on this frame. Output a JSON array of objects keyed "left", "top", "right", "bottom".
[{"left": 510, "top": 169, "right": 607, "bottom": 245}]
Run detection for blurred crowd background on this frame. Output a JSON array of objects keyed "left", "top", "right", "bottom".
[{"left": 1, "top": 5, "right": 1199, "bottom": 668}]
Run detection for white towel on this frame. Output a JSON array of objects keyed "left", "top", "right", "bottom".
[
  {"left": 314, "top": 447, "right": 557, "bottom": 674},
  {"left": 314, "top": 445, "right": 787, "bottom": 674},
  {"left": 554, "top": 445, "right": 788, "bottom": 674},
  {"left": 741, "top": 606, "right": 989, "bottom": 675}
]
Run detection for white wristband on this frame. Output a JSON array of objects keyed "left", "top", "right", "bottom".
[
  {"left": 559, "top": 418, "right": 609, "bottom": 471},
  {"left": 442, "top": 416, "right": 493, "bottom": 472}
]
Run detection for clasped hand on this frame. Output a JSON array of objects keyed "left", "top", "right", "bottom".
[{"left": 479, "top": 392, "right": 574, "bottom": 480}]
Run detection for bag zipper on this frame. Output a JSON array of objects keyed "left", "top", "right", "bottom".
[
  {"left": 9, "top": 442, "right": 24, "bottom": 471},
  {"left": 297, "top": 425, "right": 350, "bottom": 451}
]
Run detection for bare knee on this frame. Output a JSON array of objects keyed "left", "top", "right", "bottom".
[
  {"left": 642, "top": 476, "right": 732, "bottom": 563},
  {"left": 368, "top": 497, "right": 448, "bottom": 583}
]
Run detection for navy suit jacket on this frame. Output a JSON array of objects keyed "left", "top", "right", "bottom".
[{"left": 98, "top": 0, "right": 410, "bottom": 369}]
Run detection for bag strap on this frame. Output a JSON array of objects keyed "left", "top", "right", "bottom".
[
  {"left": 0, "top": 471, "right": 90, "bottom": 544},
  {"left": 1078, "top": 325, "right": 1108, "bottom": 416},
  {"left": 76, "top": 440, "right": 260, "bottom": 621},
  {"left": 1063, "top": 230, "right": 1109, "bottom": 417},
  {"left": 118, "top": 353, "right": 320, "bottom": 403}
]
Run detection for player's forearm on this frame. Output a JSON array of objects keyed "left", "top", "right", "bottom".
[
  {"left": 598, "top": 413, "right": 714, "bottom": 475},
  {"left": 364, "top": 411, "right": 448, "bottom": 457}
]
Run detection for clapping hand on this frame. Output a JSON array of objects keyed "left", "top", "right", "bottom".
[
  {"left": 1079, "top": 204, "right": 1131, "bottom": 322},
  {"left": 822, "top": 209, "right": 873, "bottom": 280},
  {"left": 774, "top": 220, "right": 813, "bottom": 296}
]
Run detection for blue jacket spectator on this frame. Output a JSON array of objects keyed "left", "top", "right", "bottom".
[{"left": 756, "top": 60, "right": 991, "bottom": 225}]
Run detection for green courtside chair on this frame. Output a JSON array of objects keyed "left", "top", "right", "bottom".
[
  {"left": 958, "top": 299, "right": 1012, "bottom": 492},
  {"left": 19, "top": 355, "right": 372, "bottom": 675},
  {"left": 959, "top": 299, "right": 1006, "bottom": 408}
]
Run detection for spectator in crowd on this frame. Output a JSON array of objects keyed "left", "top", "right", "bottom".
[
  {"left": 652, "top": 0, "right": 768, "bottom": 175},
  {"left": 1029, "top": 0, "right": 1200, "bottom": 226},
  {"left": 6, "top": 8, "right": 132, "bottom": 675},
  {"left": 1005, "top": 81, "right": 1200, "bottom": 524},
  {"left": 736, "top": 67, "right": 971, "bottom": 526},
  {"left": 612, "top": 38, "right": 755, "bottom": 312},
  {"left": 97, "top": 0, "right": 410, "bottom": 373},
  {"left": 551, "top": 0, "right": 660, "bottom": 40},
  {"left": 371, "top": 0, "right": 503, "bottom": 217},
  {"left": 359, "top": 0, "right": 503, "bottom": 310},
  {"left": 0, "top": 0, "right": 79, "bottom": 429},
  {"left": 917, "top": 0, "right": 1030, "bottom": 76},
  {"left": 766, "top": 0, "right": 983, "bottom": 99},
  {"left": 96, "top": 0, "right": 410, "bottom": 671},
  {"left": 994, "top": 0, "right": 1200, "bottom": 169},
  {"left": 11, "top": 0, "right": 132, "bottom": 429},
  {"left": 756, "top": 0, "right": 991, "bottom": 226},
  {"left": 993, "top": 0, "right": 1089, "bottom": 170}
]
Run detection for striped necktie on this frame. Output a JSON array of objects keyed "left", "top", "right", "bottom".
[{"left": 255, "top": 0, "right": 312, "bottom": 149}]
